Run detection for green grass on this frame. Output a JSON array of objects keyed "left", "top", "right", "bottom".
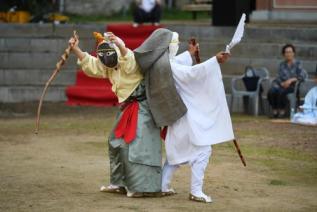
[
  {"left": 231, "top": 113, "right": 268, "bottom": 123},
  {"left": 269, "top": 179, "right": 287, "bottom": 186},
  {"left": 67, "top": 8, "right": 211, "bottom": 23}
]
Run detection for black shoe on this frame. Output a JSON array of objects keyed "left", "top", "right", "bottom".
[
  {"left": 278, "top": 110, "right": 287, "bottom": 118},
  {"left": 271, "top": 111, "right": 279, "bottom": 118}
]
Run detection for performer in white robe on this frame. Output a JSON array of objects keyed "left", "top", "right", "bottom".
[{"left": 162, "top": 32, "right": 234, "bottom": 203}]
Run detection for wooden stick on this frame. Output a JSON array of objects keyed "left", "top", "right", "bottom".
[
  {"left": 233, "top": 139, "right": 246, "bottom": 166},
  {"left": 35, "top": 30, "right": 77, "bottom": 134},
  {"left": 189, "top": 37, "right": 201, "bottom": 64}
]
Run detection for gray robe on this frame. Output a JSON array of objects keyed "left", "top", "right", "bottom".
[
  {"left": 108, "top": 82, "right": 162, "bottom": 192},
  {"left": 134, "top": 28, "right": 187, "bottom": 127}
]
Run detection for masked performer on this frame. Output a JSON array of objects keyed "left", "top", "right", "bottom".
[
  {"left": 68, "top": 32, "right": 161, "bottom": 197},
  {"left": 134, "top": 29, "right": 233, "bottom": 203}
]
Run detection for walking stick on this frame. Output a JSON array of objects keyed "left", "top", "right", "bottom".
[
  {"left": 35, "top": 30, "right": 78, "bottom": 134},
  {"left": 189, "top": 37, "right": 246, "bottom": 167},
  {"left": 233, "top": 139, "right": 246, "bottom": 166}
]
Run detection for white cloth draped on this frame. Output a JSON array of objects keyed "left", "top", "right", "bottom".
[{"left": 292, "top": 86, "right": 317, "bottom": 125}]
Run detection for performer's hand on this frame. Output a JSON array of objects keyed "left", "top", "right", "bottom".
[
  {"left": 216, "top": 51, "right": 230, "bottom": 64},
  {"left": 68, "top": 34, "right": 85, "bottom": 61},
  {"left": 106, "top": 32, "right": 123, "bottom": 48},
  {"left": 68, "top": 34, "right": 79, "bottom": 50},
  {"left": 106, "top": 32, "right": 128, "bottom": 57},
  {"left": 188, "top": 42, "right": 199, "bottom": 57}
]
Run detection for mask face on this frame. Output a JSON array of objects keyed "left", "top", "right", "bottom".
[
  {"left": 97, "top": 42, "right": 118, "bottom": 68},
  {"left": 169, "top": 32, "right": 179, "bottom": 59}
]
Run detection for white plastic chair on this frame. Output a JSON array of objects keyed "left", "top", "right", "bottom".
[{"left": 230, "top": 67, "right": 270, "bottom": 116}]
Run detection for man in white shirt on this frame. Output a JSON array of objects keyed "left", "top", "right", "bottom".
[{"left": 133, "top": 0, "right": 161, "bottom": 27}]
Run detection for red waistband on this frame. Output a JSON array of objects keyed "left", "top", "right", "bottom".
[{"left": 114, "top": 100, "right": 139, "bottom": 144}]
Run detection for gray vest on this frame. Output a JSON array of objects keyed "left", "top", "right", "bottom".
[{"left": 134, "top": 28, "right": 187, "bottom": 127}]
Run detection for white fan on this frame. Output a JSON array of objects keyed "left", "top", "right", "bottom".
[{"left": 225, "top": 13, "right": 246, "bottom": 53}]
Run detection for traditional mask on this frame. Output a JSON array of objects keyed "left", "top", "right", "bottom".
[
  {"left": 97, "top": 42, "right": 118, "bottom": 68},
  {"left": 169, "top": 32, "right": 179, "bottom": 59}
]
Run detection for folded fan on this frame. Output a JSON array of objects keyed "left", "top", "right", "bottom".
[{"left": 225, "top": 13, "right": 246, "bottom": 54}]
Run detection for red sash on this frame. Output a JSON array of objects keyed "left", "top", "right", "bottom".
[
  {"left": 114, "top": 101, "right": 139, "bottom": 144},
  {"left": 160, "top": 126, "right": 168, "bottom": 141}
]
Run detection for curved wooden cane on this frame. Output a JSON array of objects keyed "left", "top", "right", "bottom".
[{"left": 35, "top": 30, "right": 78, "bottom": 134}]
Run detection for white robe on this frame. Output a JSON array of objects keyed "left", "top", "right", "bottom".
[
  {"left": 292, "top": 86, "right": 317, "bottom": 125},
  {"left": 166, "top": 51, "right": 235, "bottom": 165}
]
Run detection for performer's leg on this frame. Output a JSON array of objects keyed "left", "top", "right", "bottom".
[
  {"left": 123, "top": 98, "right": 162, "bottom": 195},
  {"left": 100, "top": 138, "right": 127, "bottom": 194},
  {"left": 122, "top": 141, "right": 162, "bottom": 195},
  {"left": 189, "top": 147, "right": 212, "bottom": 197},
  {"left": 162, "top": 160, "right": 180, "bottom": 192},
  {"left": 108, "top": 139, "right": 125, "bottom": 188}
]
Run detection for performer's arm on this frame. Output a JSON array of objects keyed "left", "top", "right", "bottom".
[
  {"left": 190, "top": 51, "right": 229, "bottom": 73},
  {"left": 107, "top": 32, "right": 128, "bottom": 57},
  {"left": 118, "top": 49, "right": 139, "bottom": 74},
  {"left": 215, "top": 51, "right": 230, "bottom": 64},
  {"left": 107, "top": 32, "right": 138, "bottom": 74},
  {"left": 187, "top": 51, "right": 229, "bottom": 80},
  {"left": 69, "top": 34, "right": 85, "bottom": 61},
  {"left": 69, "top": 36, "right": 108, "bottom": 78},
  {"left": 77, "top": 53, "right": 108, "bottom": 78}
]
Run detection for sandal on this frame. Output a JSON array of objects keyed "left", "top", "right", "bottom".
[
  {"left": 100, "top": 185, "right": 127, "bottom": 194},
  {"left": 189, "top": 193, "right": 212, "bottom": 203},
  {"left": 127, "top": 191, "right": 145, "bottom": 198},
  {"left": 127, "top": 191, "right": 163, "bottom": 198},
  {"left": 161, "top": 188, "right": 177, "bottom": 197}
]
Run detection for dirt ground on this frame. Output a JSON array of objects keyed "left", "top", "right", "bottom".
[{"left": 0, "top": 103, "right": 316, "bottom": 212}]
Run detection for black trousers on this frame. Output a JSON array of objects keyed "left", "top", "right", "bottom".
[
  {"left": 133, "top": 4, "right": 161, "bottom": 24},
  {"left": 267, "top": 86, "right": 294, "bottom": 110}
]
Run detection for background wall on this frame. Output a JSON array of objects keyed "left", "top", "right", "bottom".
[{"left": 64, "top": 0, "right": 134, "bottom": 16}]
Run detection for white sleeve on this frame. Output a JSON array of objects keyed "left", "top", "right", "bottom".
[
  {"left": 174, "top": 51, "right": 193, "bottom": 66},
  {"left": 192, "top": 56, "right": 221, "bottom": 80},
  {"left": 174, "top": 56, "right": 221, "bottom": 83}
]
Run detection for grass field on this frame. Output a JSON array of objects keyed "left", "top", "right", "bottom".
[
  {"left": 0, "top": 104, "right": 316, "bottom": 211},
  {"left": 67, "top": 8, "right": 211, "bottom": 23}
]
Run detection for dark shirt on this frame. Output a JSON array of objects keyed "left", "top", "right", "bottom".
[{"left": 275, "top": 60, "right": 307, "bottom": 85}]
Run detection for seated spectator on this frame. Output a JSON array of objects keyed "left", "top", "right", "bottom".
[
  {"left": 291, "top": 70, "right": 317, "bottom": 125},
  {"left": 133, "top": 0, "right": 161, "bottom": 27},
  {"left": 267, "top": 44, "right": 307, "bottom": 118}
]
